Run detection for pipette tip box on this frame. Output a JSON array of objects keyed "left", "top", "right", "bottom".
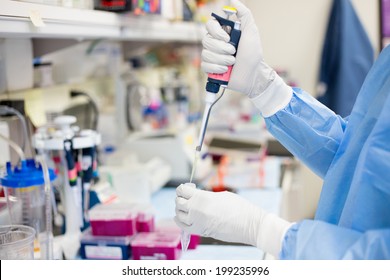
[
  {"left": 130, "top": 232, "right": 181, "bottom": 260},
  {"left": 89, "top": 203, "right": 137, "bottom": 237}
]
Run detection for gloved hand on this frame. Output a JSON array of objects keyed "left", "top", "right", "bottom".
[
  {"left": 174, "top": 183, "right": 292, "bottom": 257},
  {"left": 201, "top": 0, "right": 292, "bottom": 117}
]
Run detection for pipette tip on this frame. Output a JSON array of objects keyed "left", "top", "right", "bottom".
[{"left": 181, "top": 231, "right": 191, "bottom": 253}]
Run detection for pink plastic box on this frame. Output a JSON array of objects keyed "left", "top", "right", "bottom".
[
  {"left": 136, "top": 213, "right": 155, "bottom": 233},
  {"left": 131, "top": 232, "right": 181, "bottom": 260},
  {"left": 89, "top": 203, "right": 137, "bottom": 237}
]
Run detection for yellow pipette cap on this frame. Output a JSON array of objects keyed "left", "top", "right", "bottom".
[
  {"left": 223, "top": 6, "right": 237, "bottom": 13},
  {"left": 223, "top": 6, "right": 237, "bottom": 18}
]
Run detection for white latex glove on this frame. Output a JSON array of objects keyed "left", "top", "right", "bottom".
[
  {"left": 174, "top": 183, "right": 292, "bottom": 257},
  {"left": 201, "top": 0, "right": 292, "bottom": 117}
]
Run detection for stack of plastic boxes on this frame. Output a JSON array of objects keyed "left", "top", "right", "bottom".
[
  {"left": 80, "top": 203, "right": 153, "bottom": 260},
  {"left": 81, "top": 203, "right": 200, "bottom": 260},
  {"left": 80, "top": 203, "right": 137, "bottom": 260}
]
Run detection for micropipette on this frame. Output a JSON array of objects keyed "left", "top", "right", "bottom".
[{"left": 181, "top": 5, "right": 242, "bottom": 253}]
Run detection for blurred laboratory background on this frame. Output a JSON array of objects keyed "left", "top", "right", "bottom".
[{"left": 0, "top": 0, "right": 388, "bottom": 260}]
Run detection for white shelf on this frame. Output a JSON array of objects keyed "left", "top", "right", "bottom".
[
  {"left": 0, "top": 0, "right": 205, "bottom": 42},
  {"left": 121, "top": 16, "right": 205, "bottom": 43},
  {"left": 0, "top": 0, "right": 121, "bottom": 39}
]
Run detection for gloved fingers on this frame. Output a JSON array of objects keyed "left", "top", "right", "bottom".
[
  {"left": 232, "top": 0, "right": 252, "bottom": 20},
  {"left": 202, "top": 49, "right": 235, "bottom": 67},
  {"left": 202, "top": 34, "right": 236, "bottom": 55},
  {"left": 206, "top": 19, "right": 230, "bottom": 42},
  {"left": 174, "top": 209, "right": 192, "bottom": 226},
  {"left": 175, "top": 196, "right": 189, "bottom": 213},
  {"left": 176, "top": 183, "right": 196, "bottom": 199},
  {"left": 231, "top": 0, "right": 255, "bottom": 28},
  {"left": 174, "top": 216, "right": 192, "bottom": 232},
  {"left": 201, "top": 62, "right": 228, "bottom": 74}
]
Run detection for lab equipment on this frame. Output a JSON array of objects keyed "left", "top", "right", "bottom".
[
  {"left": 195, "top": 6, "right": 241, "bottom": 153},
  {"left": 131, "top": 232, "right": 181, "bottom": 260},
  {"left": 88, "top": 203, "right": 138, "bottom": 237},
  {"left": 80, "top": 131, "right": 97, "bottom": 224},
  {"left": 79, "top": 229, "right": 133, "bottom": 260},
  {"left": 182, "top": 5, "right": 242, "bottom": 253},
  {"left": 0, "top": 159, "right": 56, "bottom": 259},
  {"left": 271, "top": 45, "right": 390, "bottom": 260},
  {"left": 63, "top": 139, "right": 78, "bottom": 187},
  {"left": 0, "top": 225, "right": 36, "bottom": 260},
  {"left": 32, "top": 115, "right": 101, "bottom": 259}
]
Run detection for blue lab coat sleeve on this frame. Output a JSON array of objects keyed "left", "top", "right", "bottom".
[
  {"left": 280, "top": 221, "right": 390, "bottom": 259},
  {"left": 265, "top": 88, "right": 347, "bottom": 179}
]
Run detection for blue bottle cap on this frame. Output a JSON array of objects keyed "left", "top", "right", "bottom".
[{"left": 0, "top": 159, "right": 56, "bottom": 188}]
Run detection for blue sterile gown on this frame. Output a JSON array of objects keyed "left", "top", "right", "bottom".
[{"left": 264, "top": 45, "right": 390, "bottom": 259}]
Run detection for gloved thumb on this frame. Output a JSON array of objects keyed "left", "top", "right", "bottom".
[
  {"left": 176, "top": 183, "right": 196, "bottom": 199},
  {"left": 231, "top": 0, "right": 255, "bottom": 28}
]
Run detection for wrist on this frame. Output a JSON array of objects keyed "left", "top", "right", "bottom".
[
  {"left": 256, "top": 212, "right": 292, "bottom": 257},
  {"left": 250, "top": 73, "right": 293, "bottom": 118},
  {"left": 244, "top": 206, "right": 267, "bottom": 247}
]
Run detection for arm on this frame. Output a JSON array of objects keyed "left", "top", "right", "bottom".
[
  {"left": 265, "top": 88, "right": 347, "bottom": 178},
  {"left": 281, "top": 220, "right": 390, "bottom": 259}
]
